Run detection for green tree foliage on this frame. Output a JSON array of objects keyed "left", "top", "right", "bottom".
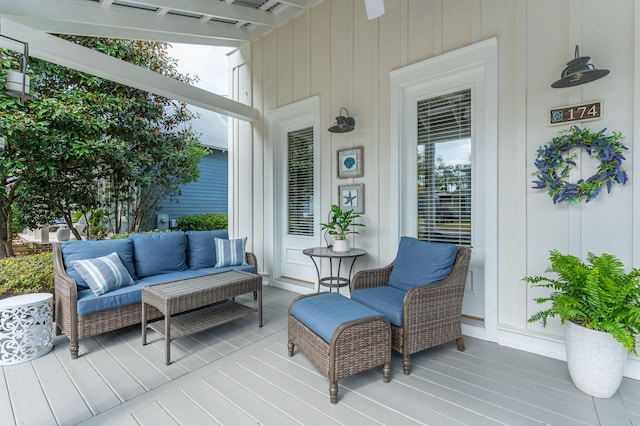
[{"left": 0, "top": 37, "right": 207, "bottom": 254}]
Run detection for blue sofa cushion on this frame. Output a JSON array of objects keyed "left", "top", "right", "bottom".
[
  {"left": 130, "top": 232, "right": 187, "bottom": 278},
  {"left": 134, "top": 269, "right": 212, "bottom": 286},
  {"left": 388, "top": 237, "right": 458, "bottom": 292},
  {"left": 351, "top": 286, "right": 407, "bottom": 326},
  {"left": 76, "top": 282, "right": 146, "bottom": 316},
  {"left": 290, "top": 293, "right": 383, "bottom": 343},
  {"left": 198, "top": 264, "right": 257, "bottom": 275},
  {"left": 186, "top": 230, "right": 229, "bottom": 269},
  {"left": 76, "top": 266, "right": 260, "bottom": 316},
  {"left": 71, "top": 252, "right": 135, "bottom": 296},
  {"left": 61, "top": 239, "right": 136, "bottom": 288},
  {"left": 214, "top": 237, "right": 247, "bottom": 267}
]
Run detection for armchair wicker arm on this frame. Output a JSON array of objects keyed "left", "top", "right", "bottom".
[
  {"left": 246, "top": 252, "right": 257, "bottom": 268},
  {"left": 399, "top": 246, "right": 472, "bottom": 370},
  {"left": 350, "top": 263, "right": 394, "bottom": 291}
]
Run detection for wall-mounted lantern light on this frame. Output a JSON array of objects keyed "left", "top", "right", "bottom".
[
  {"left": 551, "top": 45, "right": 610, "bottom": 88},
  {"left": 1, "top": 34, "right": 32, "bottom": 104},
  {"left": 328, "top": 108, "right": 355, "bottom": 133}
]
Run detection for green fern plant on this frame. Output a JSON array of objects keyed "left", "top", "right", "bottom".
[{"left": 524, "top": 250, "right": 640, "bottom": 354}]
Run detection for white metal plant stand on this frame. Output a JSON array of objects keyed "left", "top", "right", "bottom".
[{"left": 0, "top": 293, "right": 53, "bottom": 365}]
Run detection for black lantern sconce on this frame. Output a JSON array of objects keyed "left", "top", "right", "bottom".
[
  {"left": 328, "top": 107, "right": 355, "bottom": 133},
  {"left": 0, "top": 34, "right": 32, "bottom": 104},
  {"left": 551, "top": 45, "right": 610, "bottom": 88}
]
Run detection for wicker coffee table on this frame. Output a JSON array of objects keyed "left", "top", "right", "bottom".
[{"left": 142, "top": 270, "right": 262, "bottom": 365}]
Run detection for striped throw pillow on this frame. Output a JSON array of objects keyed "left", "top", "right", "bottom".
[
  {"left": 71, "top": 252, "right": 135, "bottom": 296},
  {"left": 214, "top": 237, "right": 247, "bottom": 267}
]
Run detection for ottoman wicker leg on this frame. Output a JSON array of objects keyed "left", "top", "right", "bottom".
[{"left": 288, "top": 293, "right": 391, "bottom": 404}]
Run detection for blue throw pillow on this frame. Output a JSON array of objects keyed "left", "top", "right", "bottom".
[
  {"left": 61, "top": 239, "right": 136, "bottom": 288},
  {"left": 129, "top": 232, "right": 187, "bottom": 277},
  {"left": 214, "top": 237, "right": 247, "bottom": 267},
  {"left": 71, "top": 252, "right": 135, "bottom": 296},
  {"left": 186, "top": 230, "right": 229, "bottom": 269},
  {"left": 388, "top": 237, "right": 458, "bottom": 291}
]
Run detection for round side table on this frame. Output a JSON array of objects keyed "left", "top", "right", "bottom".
[
  {"left": 303, "top": 247, "right": 367, "bottom": 293},
  {"left": 0, "top": 293, "right": 54, "bottom": 365}
]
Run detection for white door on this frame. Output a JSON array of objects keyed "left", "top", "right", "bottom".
[
  {"left": 391, "top": 39, "right": 498, "bottom": 339},
  {"left": 270, "top": 97, "right": 321, "bottom": 289}
]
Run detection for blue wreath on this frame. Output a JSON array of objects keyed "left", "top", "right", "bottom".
[{"left": 532, "top": 126, "right": 628, "bottom": 204}]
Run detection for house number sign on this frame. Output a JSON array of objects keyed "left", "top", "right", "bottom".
[{"left": 549, "top": 101, "right": 601, "bottom": 125}]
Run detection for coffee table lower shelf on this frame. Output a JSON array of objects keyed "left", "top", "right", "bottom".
[{"left": 146, "top": 300, "right": 255, "bottom": 340}]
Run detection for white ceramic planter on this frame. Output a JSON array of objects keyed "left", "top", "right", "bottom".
[
  {"left": 332, "top": 239, "right": 349, "bottom": 252},
  {"left": 564, "top": 320, "right": 628, "bottom": 398}
]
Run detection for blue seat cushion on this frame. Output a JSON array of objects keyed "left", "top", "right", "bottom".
[
  {"left": 351, "top": 286, "right": 407, "bottom": 327},
  {"left": 134, "top": 269, "right": 212, "bottom": 286},
  {"left": 61, "top": 239, "right": 136, "bottom": 287},
  {"left": 186, "top": 230, "right": 229, "bottom": 269},
  {"left": 76, "top": 267, "right": 259, "bottom": 316},
  {"left": 198, "top": 264, "right": 257, "bottom": 275},
  {"left": 290, "top": 293, "right": 383, "bottom": 343},
  {"left": 388, "top": 237, "right": 458, "bottom": 292},
  {"left": 77, "top": 281, "right": 147, "bottom": 316},
  {"left": 130, "top": 232, "right": 187, "bottom": 278}
]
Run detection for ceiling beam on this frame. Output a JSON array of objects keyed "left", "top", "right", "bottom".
[
  {"left": 8, "top": 16, "right": 243, "bottom": 47},
  {"left": 0, "top": 0, "right": 252, "bottom": 43},
  {"left": 133, "top": 0, "right": 276, "bottom": 27},
  {"left": 0, "top": 18, "right": 258, "bottom": 122}
]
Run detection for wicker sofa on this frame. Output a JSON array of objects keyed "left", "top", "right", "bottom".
[
  {"left": 350, "top": 237, "right": 472, "bottom": 374},
  {"left": 53, "top": 230, "right": 258, "bottom": 359}
]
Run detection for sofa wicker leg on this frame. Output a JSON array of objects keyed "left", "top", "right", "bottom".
[
  {"left": 402, "top": 355, "right": 411, "bottom": 375},
  {"left": 287, "top": 341, "right": 294, "bottom": 357},
  {"left": 456, "top": 337, "right": 465, "bottom": 351},
  {"left": 70, "top": 344, "right": 79, "bottom": 359},
  {"left": 383, "top": 362, "right": 391, "bottom": 383},
  {"left": 55, "top": 325, "right": 62, "bottom": 336},
  {"left": 329, "top": 381, "right": 338, "bottom": 404}
]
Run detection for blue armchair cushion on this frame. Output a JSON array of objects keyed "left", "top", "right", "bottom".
[
  {"left": 71, "top": 252, "right": 135, "bottom": 296},
  {"left": 388, "top": 237, "right": 458, "bottom": 292},
  {"left": 61, "top": 239, "right": 136, "bottom": 288},
  {"left": 186, "top": 230, "right": 229, "bottom": 269},
  {"left": 290, "top": 293, "right": 383, "bottom": 343},
  {"left": 129, "top": 232, "right": 187, "bottom": 277},
  {"left": 351, "top": 286, "right": 407, "bottom": 326},
  {"left": 214, "top": 237, "right": 247, "bottom": 267}
]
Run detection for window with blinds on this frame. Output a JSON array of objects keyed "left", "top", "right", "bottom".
[
  {"left": 417, "top": 89, "right": 472, "bottom": 245},
  {"left": 287, "top": 126, "right": 314, "bottom": 236}
]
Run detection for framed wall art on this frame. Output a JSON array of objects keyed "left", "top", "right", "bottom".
[
  {"left": 338, "top": 184, "right": 364, "bottom": 214},
  {"left": 337, "top": 147, "right": 364, "bottom": 178}
]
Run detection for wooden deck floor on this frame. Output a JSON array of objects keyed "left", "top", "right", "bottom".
[{"left": 1, "top": 286, "right": 639, "bottom": 425}]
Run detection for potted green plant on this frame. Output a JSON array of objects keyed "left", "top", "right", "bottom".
[
  {"left": 320, "top": 204, "right": 365, "bottom": 252},
  {"left": 524, "top": 250, "right": 640, "bottom": 398}
]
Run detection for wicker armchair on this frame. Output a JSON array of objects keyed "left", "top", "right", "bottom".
[{"left": 350, "top": 245, "right": 472, "bottom": 374}]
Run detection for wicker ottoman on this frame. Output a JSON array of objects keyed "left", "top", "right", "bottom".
[{"left": 287, "top": 292, "right": 391, "bottom": 404}]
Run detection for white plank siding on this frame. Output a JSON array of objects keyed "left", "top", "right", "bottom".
[{"left": 1, "top": 287, "right": 639, "bottom": 426}]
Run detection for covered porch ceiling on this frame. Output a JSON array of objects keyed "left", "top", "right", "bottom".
[{"left": 0, "top": 0, "right": 323, "bottom": 121}]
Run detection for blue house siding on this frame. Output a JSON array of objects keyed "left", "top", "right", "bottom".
[{"left": 157, "top": 150, "right": 228, "bottom": 223}]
